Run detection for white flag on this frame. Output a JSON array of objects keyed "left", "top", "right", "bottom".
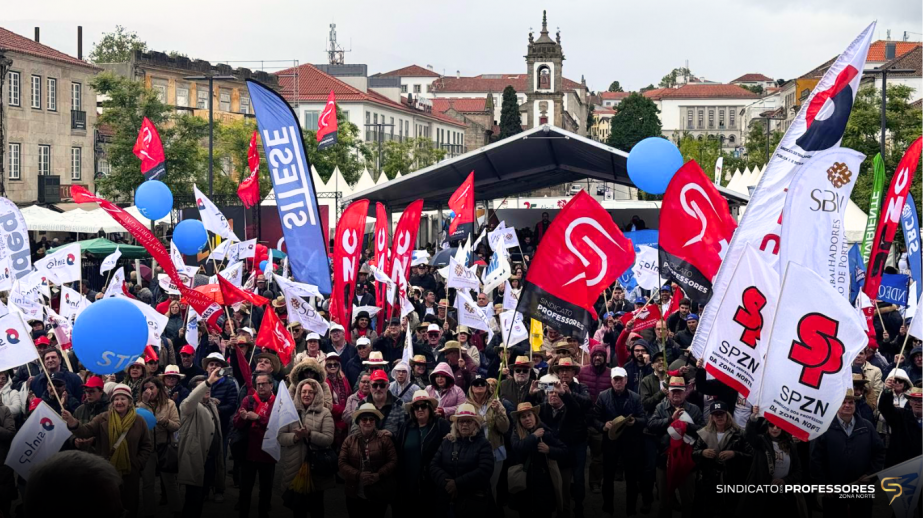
[
  {"left": 482, "top": 250, "right": 511, "bottom": 294},
  {"left": 438, "top": 238, "right": 471, "bottom": 279},
  {"left": 4, "top": 401, "right": 72, "bottom": 480},
  {"left": 59, "top": 286, "right": 90, "bottom": 326},
  {"left": 909, "top": 292, "right": 923, "bottom": 339},
  {"left": 209, "top": 240, "right": 231, "bottom": 262},
  {"left": 21, "top": 270, "right": 50, "bottom": 301},
  {"left": 271, "top": 273, "right": 321, "bottom": 299},
  {"left": 632, "top": 245, "right": 661, "bottom": 290},
  {"left": 713, "top": 157, "right": 723, "bottom": 187},
  {"left": 218, "top": 261, "right": 244, "bottom": 287},
  {"left": 352, "top": 305, "right": 381, "bottom": 323},
  {"left": 757, "top": 262, "right": 868, "bottom": 441},
  {"left": 499, "top": 310, "right": 528, "bottom": 347},
  {"left": 0, "top": 311, "right": 37, "bottom": 372},
  {"left": 193, "top": 184, "right": 240, "bottom": 242},
  {"left": 170, "top": 240, "right": 186, "bottom": 270},
  {"left": 104, "top": 267, "right": 126, "bottom": 298},
  {"left": 402, "top": 320, "right": 414, "bottom": 366},
  {"left": 10, "top": 280, "right": 41, "bottom": 320},
  {"left": 44, "top": 306, "right": 73, "bottom": 351},
  {"left": 262, "top": 380, "right": 301, "bottom": 462},
  {"left": 393, "top": 268, "right": 416, "bottom": 319},
  {"left": 0, "top": 254, "right": 14, "bottom": 293},
  {"left": 282, "top": 289, "right": 330, "bottom": 336},
  {"left": 779, "top": 148, "right": 865, "bottom": 300},
  {"left": 447, "top": 256, "right": 480, "bottom": 292},
  {"left": 693, "top": 23, "right": 876, "bottom": 359},
  {"left": 411, "top": 250, "right": 431, "bottom": 267},
  {"left": 185, "top": 308, "right": 199, "bottom": 350},
  {"left": 456, "top": 290, "right": 494, "bottom": 344},
  {"left": 489, "top": 221, "right": 520, "bottom": 251},
  {"left": 237, "top": 239, "right": 257, "bottom": 259},
  {"left": 99, "top": 246, "right": 122, "bottom": 275},
  {"left": 158, "top": 274, "right": 182, "bottom": 295},
  {"left": 873, "top": 455, "right": 923, "bottom": 516},
  {"left": 700, "top": 245, "right": 780, "bottom": 403},
  {"left": 35, "top": 243, "right": 81, "bottom": 285},
  {"left": 117, "top": 295, "right": 168, "bottom": 345},
  {"left": 502, "top": 280, "right": 520, "bottom": 311}
]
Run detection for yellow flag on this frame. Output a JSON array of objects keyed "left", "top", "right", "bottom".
[{"left": 530, "top": 319, "right": 543, "bottom": 352}]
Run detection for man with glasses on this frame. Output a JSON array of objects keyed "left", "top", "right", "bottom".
[
  {"left": 389, "top": 362, "right": 420, "bottom": 404},
  {"left": 177, "top": 345, "right": 204, "bottom": 385},
  {"left": 352, "top": 369, "right": 406, "bottom": 437},
  {"left": 233, "top": 372, "right": 277, "bottom": 518},
  {"left": 324, "top": 323, "right": 355, "bottom": 366},
  {"left": 420, "top": 323, "right": 445, "bottom": 356},
  {"left": 74, "top": 376, "right": 109, "bottom": 428},
  {"left": 344, "top": 337, "right": 373, "bottom": 387},
  {"left": 500, "top": 356, "right": 536, "bottom": 407}
]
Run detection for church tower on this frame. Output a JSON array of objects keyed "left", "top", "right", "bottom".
[{"left": 522, "top": 10, "right": 565, "bottom": 130}]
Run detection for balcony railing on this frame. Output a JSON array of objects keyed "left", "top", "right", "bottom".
[{"left": 71, "top": 110, "right": 86, "bottom": 130}]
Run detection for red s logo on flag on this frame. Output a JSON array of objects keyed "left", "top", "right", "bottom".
[
  {"left": 788, "top": 313, "right": 845, "bottom": 389},
  {"left": 733, "top": 287, "right": 767, "bottom": 348},
  {"left": 562, "top": 217, "right": 626, "bottom": 288}
]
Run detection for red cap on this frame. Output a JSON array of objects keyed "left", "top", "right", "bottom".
[
  {"left": 84, "top": 376, "right": 105, "bottom": 390},
  {"left": 369, "top": 369, "right": 389, "bottom": 383},
  {"left": 28, "top": 398, "right": 41, "bottom": 412},
  {"left": 179, "top": 345, "right": 195, "bottom": 356},
  {"left": 35, "top": 336, "right": 51, "bottom": 346}
]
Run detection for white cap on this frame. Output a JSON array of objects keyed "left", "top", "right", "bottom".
[
  {"left": 330, "top": 323, "right": 345, "bottom": 333},
  {"left": 539, "top": 374, "right": 560, "bottom": 384},
  {"left": 306, "top": 332, "right": 321, "bottom": 341},
  {"left": 357, "top": 336, "right": 372, "bottom": 347},
  {"left": 240, "top": 327, "right": 255, "bottom": 336},
  {"left": 427, "top": 323, "right": 441, "bottom": 333},
  {"left": 611, "top": 367, "right": 628, "bottom": 379}
]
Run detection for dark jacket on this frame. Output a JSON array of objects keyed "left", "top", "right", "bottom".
[
  {"left": 396, "top": 416, "right": 452, "bottom": 493},
  {"left": 74, "top": 394, "right": 110, "bottom": 424},
  {"left": 178, "top": 363, "right": 205, "bottom": 387},
  {"left": 692, "top": 424, "right": 752, "bottom": 482},
  {"left": 592, "top": 388, "right": 647, "bottom": 452},
  {"left": 0, "top": 406, "right": 15, "bottom": 501},
  {"left": 509, "top": 423, "right": 568, "bottom": 509},
  {"left": 639, "top": 372, "right": 667, "bottom": 415},
  {"left": 208, "top": 376, "right": 240, "bottom": 429},
  {"left": 350, "top": 392, "right": 407, "bottom": 437},
  {"left": 339, "top": 430, "right": 398, "bottom": 499},
  {"left": 232, "top": 393, "right": 277, "bottom": 464},
  {"left": 647, "top": 398, "right": 705, "bottom": 468},
  {"left": 695, "top": 366, "right": 739, "bottom": 415},
  {"left": 577, "top": 345, "right": 611, "bottom": 404},
  {"left": 343, "top": 354, "right": 367, "bottom": 388},
  {"left": 429, "top": 426, "right": 495, "bottom": 504},
  {"left": 737, "top": 417, "right": 802, "bottom": 513},
  {"left": 624, "top": 360, "right": 652, "bottom": 394},
  {"left": 166, "top": 384, "right": 191, "bottom": 409},
  {"left": 539, "top": 390, "right": 590, "bottom": 449},
  {"left": 30, "top": 370, "right": 84, "bottom": 403},
  {"left": 674, "top": 329, "right": 695, "bottom": 349},
  {"left": 323, "top": 341, "right": 358, "bottom": 368},
  {"left": 810, "top": 415, "right": 885, "bottom": 484},
  {"left": 878, "top": 389, "right": 922, "bottom": 467}
]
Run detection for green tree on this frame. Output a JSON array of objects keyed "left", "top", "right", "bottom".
[
  {"left": 302, "top": 105, "right": 372, "bottom": 185},
  {"left": 740, "top": 84, "right": 764, "bottom": 95},
  {"left": 499, "top": 86, "right": 523, "bottom": 139},
  {"left": 675, "top": 132, "right": 724, "bottom": 182},
  {"left": 586, "top": 103, "right": 596, "bottom": 133},
  {"left": 659, "top": 67, "right": 694, "bottom": 89},
  {"left": 90, "top": 72, "right": 208, "bottom": 199},
  {"left": 608, "top": 81, "right": 624, "bottom": 93},
  {"left": 88, "top": 25, "right": 147, "bottom": 63},
  {"left": 381, "top": 137, "right": 447, "bottom": 179},
  {"left": 639, "top": 84, "right": 656, "bottom": 93},
  {"left": 606, "top": 93, "right": 662, "bottom": 152},
  {"left": 742, "top": 122, "right": 783, "bottom": 169},
  {"left": 212, "top": 118, "right": 273, "bottom": 197}
]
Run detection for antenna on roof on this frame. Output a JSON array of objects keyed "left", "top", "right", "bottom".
[{"left": 327, "top": 23, "right": 351, "bottom": 65}]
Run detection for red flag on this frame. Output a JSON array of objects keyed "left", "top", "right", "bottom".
[
  {"left": 659, "top": 160, "right": 737, "bottom": 305},
  {"left": 619, "top": 303, "right": 663, "bottom": 332},
  {"left": 373, "top": 202, "right": 390, "bottom": 330},
  {"left": 234, "top": 342, "right": 253, "bottom": 394},
  {"left": 132, "top": 117, "right": 167, "bottom": 181},
  {"left": 70, "top": 186, "right": 224, "bottom": 329},
  {"left": 217, "top": 273, "right": 269, "bottom": 307},
  {"left": 864, "top": 137, "right": 922, "bottom": 300},
  {"left": 388, "top": 200, "right": 424, "bottom": 302},
  {"left": 237, "top": 131, "right": 261, "bottom": 208},
  {"left": 316, "top": 90, "right": 339, "bottom": 151},
  {"left": 331, "top": 199, "right": 370, "bottom": 327},
  {"left": 518, "top": 191, "right": 635, "bottom": 338},
  {"left": 255, "top": 304, "right": 295, "bottom": 366},
  {"left": 447, "top": 171, "right": 475, "bottom": 241},
  {"left": 143, "top": 345, "right": 158, "bottom": 363}
]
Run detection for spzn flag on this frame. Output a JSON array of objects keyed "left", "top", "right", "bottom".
[
  {"left": 193, "top": 185, "right": 240, "bottom": 242},
  {"left": 447, "top": 171, "right": 475, "bottom": 242},
  {"left": 659, "top": 160, "right": 737, "bottom": 305},
  {"left": 779, "top": 148, "right": 865, "bottom": 300},
  {"left": 701, "top": 245, "right": 779, "bottom": 401},
  {"left": 100, "top": 246, "right": 121, "bottom": 275},
  {"left": 59, "top": 286, "right": 90, "bottom": 326},
  {"left": 36, "top": 243, "right": 81, "bottom": 285},
  {"left": 693, "top": 23, "right": 876, "bottom": 360},
  {"left": 447, "top": 256, "right": 480, "bottom": 291},
  {"left": 757, "top": 261, "right": 868, "bottom": 441},
  {"left": 133, "top": 117, "right": 166, "bottom": 181},
  {"left": 237, "top": 131, "right": 262, "bottom": 208},
  {"left": 316, "top": 90, "right": 339, "bottom": 151},
  {"left": 0, "top": 311, "right": 37, "bottom": 371},
  {"left": 518, "top": 191, "right": 634, "bottom": 338},
  {"left": 632, "top": 245, "right": 661, "bottom": 290},
  {"left": 5, "top": 401, "right": 71, "bottom": 480}
]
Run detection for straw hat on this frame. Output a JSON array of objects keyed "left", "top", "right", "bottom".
[
  {"left": 511, "top": 401, "right": 540, "bottom": 421},
  {"left": 843, "top": 388, "right": 857, "bottom": 401},
  {"left": 255, "top": 351, "right": 282, "bottom": 375},
  {"left": 607, "top": 415, "right": 631, "bottom": 441},
  {"left": 438, "top": 341, "right": 462, "bottom": 354},
  {"left": 159, "top": 365, "right": 186, "bottom": 380},
  {"left": 450, "top": 403, "right": 484, "bottom": 423},
  {"left": 668, "top": 376, "right": 686, "bottom": 391},
  {"left": 511, "top": 355, "right": 533, "bottom": 368},
  {"left": 550, "top": 357, "right": 578, "bottom": 374},
  {"left": 271, "top": 296, "right": 287, "bottom": 308},
  {"left": 410, "top": 354, "right": 428, "bottom": 366},
  {"left": 352, "top": 403, "right": 384, "bottom": 424},
  {"left": 403, "top": 389, "right": 439, "bottom": 413},
  {"left": 908, "top": 386, "right": 922, "bottom": 400},
  {"left": 363, "top": 351, "right": 388, "bottom": 366},
  {"left": 456, "top": 325, "right": 471, "bottom": 335}
]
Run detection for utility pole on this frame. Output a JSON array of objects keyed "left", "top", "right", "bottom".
[
  {"left": 363, "top": 122, "right": 394, "bottom": 174},
  {"left": 183, "top": 72, "right": 236, "bottom": 196},
  {"left": 865, "top": 66, "right": 914, "bottom": 158},
  {"left": 760, "top": 113, "right": 786, "bottom": 163}
]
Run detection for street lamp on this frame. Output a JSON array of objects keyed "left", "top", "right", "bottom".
[
  {"left": 865, "top": 66, "right": 914, "bottom": 158},
  {"left": 183, "top": 73, "right": 236, "bottom": 196}
]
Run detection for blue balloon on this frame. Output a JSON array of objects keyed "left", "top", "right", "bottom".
[
  {"left": 626, "top": 137, "right": 684, "bottom": 195},
  {"left": 72, "top": 298, "right": 148, "bottom": 375},
  {"left": 448, "top": 210, "right": 456, "bottom": 220},
  {"left": 135, "top": 180, "right": 173, "bottom": 220},
  {"left": 259, "top": 260, "right": 269, "bottom": 272},
  {"left": 136, "top": 407, "right": 157, "bottom": 429},
  {"left": 173, "top": 220, "right": 208, "bottom": 255}
]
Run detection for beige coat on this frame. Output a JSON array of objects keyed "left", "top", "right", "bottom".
[
  {"left": 177, "top": 381, "right": 226, "bottom": 487},
  {"left": 138, "top": 398, "right": 180, "bottom": 446},
  {"left": 288, "top": 358, "right": 333, "bottom": 409},
  {"left": 277, "top": 379, "right": 336, "bottom": 491}
]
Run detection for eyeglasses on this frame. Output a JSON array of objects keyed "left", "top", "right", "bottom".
[
  {"left": 325, "top": 363, "right": 339, "bottom": 368},
  {"left": 412, "top": 404, "right": 430, "bottom": 411},
  {"left": 371, "top": 383, "right": 387, "bottom": 389},
  {"left": 359, "top": 417, "right": 377, "bottom": 423},
  {"left": 513, "top": 369, "right": 530, "bottom": 374},
  {"left": 256, "top": 382, "right": 272, "bottom": 387}
]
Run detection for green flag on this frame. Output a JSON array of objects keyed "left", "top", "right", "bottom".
[{"left": 861, "top": 153, "right": 886, "bottom": 264}]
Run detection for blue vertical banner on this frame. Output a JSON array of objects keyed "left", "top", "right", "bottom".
[
  {"left": 847, "top": 243, "right": 865, "bottom": 305},
  {"left": 879, "top": 273, "right": 910, "bottom": 306},
  {"left": 901, "top": 193, "right": 922, "bottom": 300},
  {"left": 247, "top": 80, "right": 332, "bottom": 294}
]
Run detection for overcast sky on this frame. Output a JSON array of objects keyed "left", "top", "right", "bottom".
[{"left": 5, "top": 0, "right": 921, "bottom": 92}]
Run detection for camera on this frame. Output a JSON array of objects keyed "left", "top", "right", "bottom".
[
  {"left": 538, "top": 381, "right": 556, "bottom": 393},
  {"left": 219, "top": 367, "right": 232, "bottom": 378}
]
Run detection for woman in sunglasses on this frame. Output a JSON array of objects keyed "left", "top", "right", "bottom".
[
  {"left": 393, "top": 390, "right": 452, "bottom": 518},
  {"left": 736, "top": 405, "right": 804, "bottom": 515},
  {"left": 323, "top": 352, "right": 350, "bottom": 450},
  {"left": 338, "top": 403, "right": 398, "bottom": 518}
]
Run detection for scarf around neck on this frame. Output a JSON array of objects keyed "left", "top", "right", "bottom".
[{"left": 108, "top": 407, "right": 137, "bottom": 476}]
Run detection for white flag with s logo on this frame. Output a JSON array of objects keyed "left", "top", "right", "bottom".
[{"left": 193, "top": 184, "right": 240, "bottom": 242}]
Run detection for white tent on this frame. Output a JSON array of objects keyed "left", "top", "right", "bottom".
[{"left": 21, "top": 205, "right": 68, "bottom": 232}]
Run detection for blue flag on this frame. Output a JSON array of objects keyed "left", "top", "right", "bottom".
[
  {"left": 902, "top": 193, "right": 922, "bottom": 300},
  {"left": 247, "top": 80, "right": 332, "bottom": 295},
  {"left": 879, "top": 273, "right": 910, "bottom": 306},
  {"left": 847, "top": 243, "right": 865, "bottom": 305},
  {"left": 617, "top": 230, "right": 659, "bottom": 291}
]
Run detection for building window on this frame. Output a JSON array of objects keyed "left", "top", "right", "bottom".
[
  {"left": 31, "top": 75, "right": 41, "bottom": 109},
  {"left": 7, "top": 71, "right": 20, "bottom": 107},
  {"left": 365, "top": 112, "right": 371, "bottom": 140},
  {"left": 303, "top": 111, "right": 319, "bottom": 131},
  {"left": 196, "top": 87, "right": 209, "bottom": 109},
  {"left": 98, "top": 158, "right": 110, "bottom": 176},
  {"left": 729, "top": 112, "right": 735, "bottom": 128},
  {"left": 152, "top": 78, "right": 168, "bottom": 103},
  {"left": 538, "top": 66, "right": 551, "bottom": 89},
  {"left": 413, "top": 84, "right": 421, "bottom": 93},
  {"left": 719, "top": 110, "right": 725, "bottom": 128},
  {"left": 729, "top": 135, "right": 736, "bottom": 144},
  {"left": 687, "top": 109, "right": 693, "bottom": 128},
  {"left": 218, "top": 88, "right": 231, "bottom": 111},
  {"left": 46, "top": 77, "right": 57, "bottom": 111},
  {"left": 401, "top": 85, "right": 407, "bottom": 94},
  {"left": 71, "top": 147, "right": 81, "bottom": 180},
  {"left": 240, "top": 95, "right": 250, "bottom": 114},
  {"left": 175, "top": 83, "right": 189, "bottom": 107},
  {"left": 697, "top": 110, "right": 703, "bottom": 129},
  {"left": 390, "top": 117, "right": 394, "bottom": 139},
  {"left": 71, "top": 82, "right": 82, "bottom": 111},
  {"left": 708, "top": 109, "right": 714, "bottom": 129},
  {"left": 8, "top": 143, "right": 20, "bottom": 180},
  {"left": 38, "top": 145, "right": 50, "bottom": 175}
]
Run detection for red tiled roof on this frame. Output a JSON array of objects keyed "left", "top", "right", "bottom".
[
  {"left": 430, "top": 74, "right": 584, "bottom": 93},
  {"left": 275, "top": 63, "right": 465, "bottom": 127},
  {"left": 732, "top": 73, "right": 773, "bottom": 83},
  {"left": 432, "top": 98, "right": 488, "bottom": 114},
  {"left": 881, "top": 46, "right": 922, "bottom": 76},
  {"left": 641, "top": 88, "right": 673, "bottom": 100},
  {"left": 0, "top": 27, "right": 99, "bottom": 70},
  {"left": 378, "top": 64, "right": 440, "bottom": 78},
  {"left": 660, "top": 84, "right": 759, "bottom": 99},
  {"left": 867, "top": 40, "right": 922, "bottom": 62},
  {"left": 600, "top": 91, "right": 630, "bottom": 100},
  {"left": 594, "top": 108, "right": 616, "bottom": 115}
]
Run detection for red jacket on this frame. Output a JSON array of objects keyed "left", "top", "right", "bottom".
[{"left": 233, "top": 393, "right": 276, "bottom": 464}]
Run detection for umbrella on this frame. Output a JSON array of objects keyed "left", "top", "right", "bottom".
[
  {"left": 192, "top": 283, "right": 224, "bottom": 305},
  {"left": 429, "top": 247, "right": 458, "bottom": 267},
  {"left": 48, "top": 237, "right": 150, "bottom": 259}
]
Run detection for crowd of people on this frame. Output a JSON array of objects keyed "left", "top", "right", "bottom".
[{"left": 2, "top": 223, "right": 922, "bottom": 518}]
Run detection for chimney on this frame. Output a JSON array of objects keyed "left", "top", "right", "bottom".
[
  {"left": 426, "top": 64, "right": 433, "bottom": 71},
  {"left": 34, "top": 27, "right": 39, "bottom": 43},
  {"left": 886, "top": 41, "right": 897, "bottom": 60},
  {"left": 77, "top": 26, "right": 83, "bottom": 60},
  {"left": 456, "top": 70, "right": 460, "bottom": 79}
]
